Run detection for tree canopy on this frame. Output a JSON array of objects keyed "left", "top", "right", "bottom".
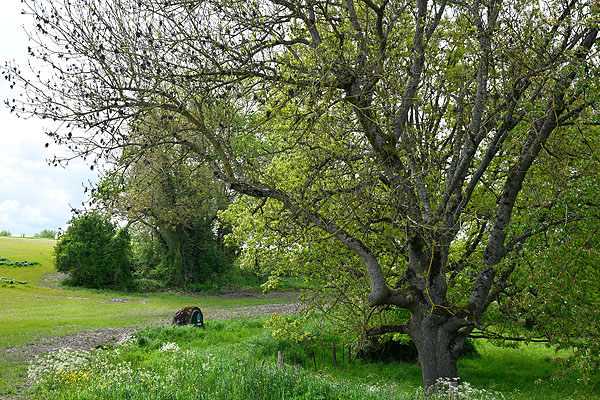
[{"left": 3, "top": 0, "right": 599, "bottom": 390}]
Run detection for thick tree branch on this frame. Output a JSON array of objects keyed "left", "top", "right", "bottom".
[{"left": 366, "top": 323, "right": 409, "bottom": 336}]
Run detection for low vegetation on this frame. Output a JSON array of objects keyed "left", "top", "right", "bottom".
[
  {"left": 24, "top": 320, "right": 597, "bottom": 400},
  {"left": 1, "top": 236, "right": 599, "bottom": 399},
  {"left": 0, "top": 256, "right": 39, "bottom": 267},
  {"left": 0, "top": 277, "right": 28, "bottom": 285}
]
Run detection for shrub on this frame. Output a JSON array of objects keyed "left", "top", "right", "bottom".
[
  {"left": 0, "top": 230, "right": 11, "bottom": 237},
  {"left": 54, "top": 213, "right": 133, "bottom": 289}
]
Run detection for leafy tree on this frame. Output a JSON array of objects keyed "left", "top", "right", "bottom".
[
  {"left": 34, "top": 229, "right": 57, "bottom": 239},
  {"left": 4, "top": 0, "right": 599, "bottom": 390},
  {"left": 54, "top": 213, "right": 133, "bottom": 289},
  {"left": 0, "top": 230, "right": 11, "bottom": 237},
  {"left": 94, "top": 122, "right": 236, "bottom": 286},
  {"left": 490, "top": 124, "right": 600, "bottom": 379}
]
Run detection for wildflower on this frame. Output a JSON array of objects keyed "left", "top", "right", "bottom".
[
  {"left": 159, "top": 342, "right": 181, "bottom": 353},
  {"left": 417, "top": 378, "right": 505, "bottom": 400}
]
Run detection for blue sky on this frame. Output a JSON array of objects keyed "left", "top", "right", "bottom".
[{"left": 0, "top": 1, "right": 97, "bottom": 236}]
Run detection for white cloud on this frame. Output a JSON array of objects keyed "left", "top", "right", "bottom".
[{"left": 0, "top": 2, "right": 98, "bottom": 236}]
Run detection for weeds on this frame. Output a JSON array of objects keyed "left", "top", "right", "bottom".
[
  {"left": 28, "top": 343, "right": 406, "bottom": 400},
  {"left": 26, "top": 338, "right": 514, "bottom": 400},
  {"left": 422, "top": 378, "right": 505, "bottom": 400}
]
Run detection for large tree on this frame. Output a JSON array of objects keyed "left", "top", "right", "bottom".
[
  {"left": 4, "top": 0, "right": 599, "bottom": 389},
  {"left": 95, "top": 119, "right": 234, "bottom": 286}
]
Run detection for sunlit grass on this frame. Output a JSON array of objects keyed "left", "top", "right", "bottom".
[
  {"left": 0, "top": 237, "right": 55, "bottom": 284},
  {"left": 0, "top": 281, "right": 292, "bottom": 348},
  {"left": 0, "top": 237, "right": 294, "bottom": 349}
]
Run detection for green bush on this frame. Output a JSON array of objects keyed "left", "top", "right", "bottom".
[
  {"left": 0, "top": 230, "right": 11, "bottom": 237},
  {"left": 54, "top": 213, "right": 133, "bottom": 289},
  {"left": 132, "top": 217, "right": 237, "bottom": 288}
]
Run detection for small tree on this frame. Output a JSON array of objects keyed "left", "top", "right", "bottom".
[
  {"left": 54, "top": 213, "right": 133, "bottom": 289},
  {"left": 0, "top": 230, "right": 11, "bottom": 237},
  {"left": 34, "top": 229, "right": 57, "bottom": 239}
]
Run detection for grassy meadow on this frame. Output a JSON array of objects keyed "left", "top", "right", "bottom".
[{"left": 1, "top": 236, "right": 598, "bottom": 399}]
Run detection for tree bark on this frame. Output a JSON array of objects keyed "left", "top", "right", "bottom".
[
  {"left": 400, "top": 240, "right": 471, "bottom": 389},
  {"left": 410, "top": 313, "right": 465, "bottom": 390}
]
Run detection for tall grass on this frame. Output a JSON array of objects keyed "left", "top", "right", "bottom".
[
  {"left": 23, "top": 320, "right": 599, "bottom": 400},
  {"left": 26, "top": 321, "right": 504, "bottom": 400},
  {"left": 28, "top": 349, "right": 412, "bottom": 400}
]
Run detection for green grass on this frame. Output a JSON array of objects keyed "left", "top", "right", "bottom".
[
  {"left": 2, "top": 236, "right": 599, "bottom": 399},
  {"left": 0, "top": 237, "right": 294, "bottom": 397},
  {"left": 0, "top": 237, "right": 294, "bottom": 348},
  {"left": 24, "top": 320, "right": 600, "bottom": 400},
  {"left": 0, "top": 237, "right": 55, "bottom": 284},
  {"left": 27, "top": 320, "right": 420, "bottom": 400}
]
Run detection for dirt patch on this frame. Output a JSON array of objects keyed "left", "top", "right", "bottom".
[
  {"left": 2, "top": 328, "right": 138, "bottom": 362},
  {"left": 108, "top": 298, "right": 149, "bottom": 304},
  {"left": 206, "top": 301, "right": 301, "bottom": 319},
  {"left": 38, "top": 273, "right": 69, "bottom": 289}
]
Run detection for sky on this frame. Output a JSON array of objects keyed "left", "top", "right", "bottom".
[{"left": 0, "top": 1, "right": 97, "bottom": 236}]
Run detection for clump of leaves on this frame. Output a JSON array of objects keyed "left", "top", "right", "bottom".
[
  {"left": 0, "top": 277, "right": 28, "bottom": 284},
  {"left": 0, "top": 256, "right": 39, "bottom": 267},
  {"left": 264, "top": 313, "right": 316, "bottom": 343}
]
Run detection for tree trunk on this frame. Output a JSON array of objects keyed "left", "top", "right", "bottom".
[{"left": 410, "top": 314, "right": 464, "bottom": 390}]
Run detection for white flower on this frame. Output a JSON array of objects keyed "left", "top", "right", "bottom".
[
  {"left": 420, "top": 378, "right": 505, "bottom": 400},
  {"left": 159, "top": 342, "right": 181, "bottom": 353}
]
